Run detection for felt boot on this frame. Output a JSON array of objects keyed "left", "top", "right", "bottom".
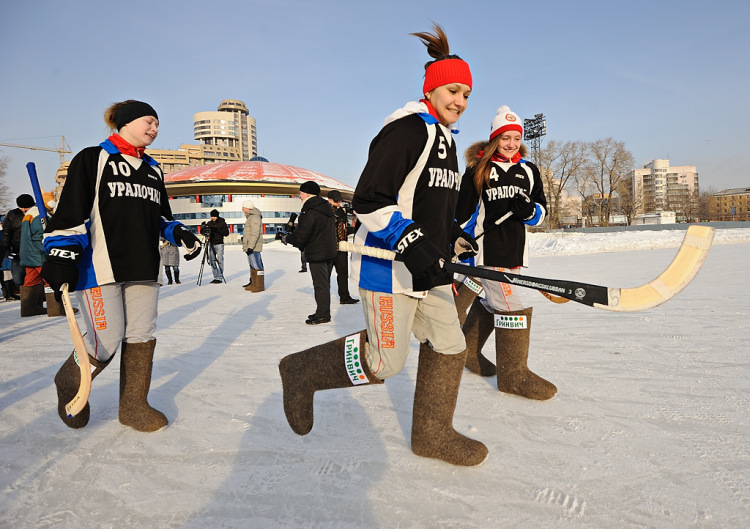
[
  {"left": 462, "top": 298, "right": 497, "bottom": 376},
  {"left": 411, "top": 343, "right": 488, "bottom": 466},
  {"left": 54, "top": 351, "right": 112, "bottom": 429},
  {"left": 453, "top": 277, "right": 480, "bottom": 326},
  {"left": 495, "top": 307, "right": 556, "bottom": 400},
  {"left": 45, "top": 291, "right": 65, "bottom": 317},
  {"left": 1, "top": 280, "right": 11, "bottom": 301},
  {"left": 165, "top": 267, "right": 173, "bottom": 285},
  {"left": 20, "top": 284, "right": 46, "bottom": 316},
  {"left": 279, "top": 330, "right": 383, "bottom": 435},
  {"left": 244, "top": 269, "right": 255, "bottom": 290},
  {"left": 247, "top": 269, "right": 265, "bottom": 292},
  {"left": 119, "top": 339, "right": 168, "bottom": 432}
]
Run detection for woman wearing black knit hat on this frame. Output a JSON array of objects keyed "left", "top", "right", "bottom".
[
  {"left": 279, "top": 24, "right": 487, "bottom": 466},
  {"left": 42, "top": 99, "right": 202, "bottom": 432}
]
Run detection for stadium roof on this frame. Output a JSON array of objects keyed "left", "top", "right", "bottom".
[{"left": 164, "top": 160, "right": 355, "bottom": 200}]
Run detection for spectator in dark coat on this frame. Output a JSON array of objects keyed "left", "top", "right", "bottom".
[
  {"left": 2, "top": 194, "right": 35, "bottom": 297},
  {"left": 201, "top": 210, "right": 229, "bottom": 283},
  {"left": 283, "top": 181, "right": 337, "bottom": 324},
  {"left": 327, "top": 190, "right": 359, "bottom": 305}
]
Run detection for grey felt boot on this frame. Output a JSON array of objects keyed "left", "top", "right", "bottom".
[
  {"left": 462, "top": 298, "right": 497, "bottom": 376},
  {"left": 279, "top": 330, "right": 383, "bottom": 435},
  {"left": 54, "top": 351, "right": 112, "bottom": 429},
  {"left": 119, "top": 339, "right": 168, "bottom": 432},
  {"left": 411, "top": 343, "right": 488, "bottom": 466}
]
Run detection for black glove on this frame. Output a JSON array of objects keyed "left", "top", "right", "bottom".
[
  {"left": 245, "top": 248, "right": 253, "bottom": 255},
  {"left": 396, "top": 224, "right": 448, "bottom": 291},
  {"left": 41, "top": 245, "right": 82, "bottom": 301},
  {"left": 509, "top": 191, "right": 536, "bottom": 221},
  {"left": 174, "top": 227, "right": 202, "bottom": 261},
  {"left": 450, "top": 222, "right": 479, "bottom": 261}
]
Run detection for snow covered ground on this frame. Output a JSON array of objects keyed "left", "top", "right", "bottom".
[{"left": 1, "top": 227, "right": 749, "bottom": 529}]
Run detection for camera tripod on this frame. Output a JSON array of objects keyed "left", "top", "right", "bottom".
[{"left": 196, "top": 240, "right": 226, "bottom": 286}]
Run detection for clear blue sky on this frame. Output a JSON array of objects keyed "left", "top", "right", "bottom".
[{"left": 1, "top": 0, "right": 748, "bottom": 204}]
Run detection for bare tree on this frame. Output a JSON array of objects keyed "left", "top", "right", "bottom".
[
  {"left": 538, "top": 140, "right": 588, "bottom": 228},
  {"left": 0, "top": 156, "right": 11, "bottom": 213},
  {"left": 583, "top": 138, "right": 634, "bottom": 226}
]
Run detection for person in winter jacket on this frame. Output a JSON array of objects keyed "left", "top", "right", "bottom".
[
  {"left": 201, "top": 210, "right": 229, "bottom": 284},
  {"left": 454, "top": 105, "right": 556, "bottom": 401},
  {"left": 327, "top": 190, "right": 359, "bottom": 305},
  {"left": 279, "top": 24, "right": 487, "bottom": 467},
  {"left": 41, "top": 99, "right": 201, "bottom": 432},
  {"left": 19, "top": 193, "right": 65, "bottom": 317},
  {"left": 2, "top": 193, "right": 35, "bottom": 297},
  {"left": 282, "top": 181, "right": 337, "bottom": 324},
  {"left": 241, "top": 200, "right": 264, "bottom": 292},
  {"left": 159, "top": 239, "right": 180, "bottom": 284}
]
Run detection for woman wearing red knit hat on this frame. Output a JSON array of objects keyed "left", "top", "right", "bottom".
[
  {"left": 279, "top": 24, "right": 487, "bottom": 466},
  {"left": 455, "top": 105, "right": 557, "bottom": 401}
]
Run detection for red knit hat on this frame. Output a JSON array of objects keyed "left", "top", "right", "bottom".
[
  {"left": 489, "top": 106, "right": 523, "bottom": 141},
  {"left": 423, "top": 58, "right": 472, "bottom": 95}
]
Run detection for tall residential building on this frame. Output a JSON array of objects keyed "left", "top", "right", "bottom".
[
  {"left": 629, "top": 159, "right": 699, "bottom": 221},
  {"left": 193, "top": 99, "right": 257, "bottom": 162},
  {"left": 146, "top": 98, "right": 257, "bottom": 174}
]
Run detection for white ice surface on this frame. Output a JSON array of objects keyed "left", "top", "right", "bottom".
[{"left": 1, "top": 227, "right": 749, "bottom": 528}]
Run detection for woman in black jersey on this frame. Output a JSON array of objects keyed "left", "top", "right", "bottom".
[
  {"left": 42, "top": 100, "right": 201, "bottom": 431},
  {"left": 456, "top": 105, "right": 556, "bottom": 400},
  {"left": 279, "top": 24, "right": 487, "bottom": 466}
]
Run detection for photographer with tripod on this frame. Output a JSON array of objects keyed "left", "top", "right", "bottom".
[{"left": 200, "top": 210, "right": 229, "bottom": 284}]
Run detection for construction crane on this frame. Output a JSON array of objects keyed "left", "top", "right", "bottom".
[{"left": 0, "top": 136, "right": 72, "bottom": 165}]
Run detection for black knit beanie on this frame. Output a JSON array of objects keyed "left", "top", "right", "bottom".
[
  {"left": 16, "top": 194, "right": 35, "bottom": 208},
  {"left": 114, "top": 101, "right": 159, "bottom": 130},
  {"left": 299, "top": 181, "right": 320, "bottom": 195}
]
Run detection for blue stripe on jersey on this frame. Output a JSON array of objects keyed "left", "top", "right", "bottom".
[
  {"left": 43, "top": 233, "right": 89, "bottom": 252},
  {"left": 368, "top": 211, "right": 415, "bottom": 250},
  {"left": 357, "top": 231, "right": 395, "bottom": 291}
]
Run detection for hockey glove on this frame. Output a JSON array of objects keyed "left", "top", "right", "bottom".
[
  {"left": 41, "top": 245, "right": 82, "bottom": 301},
  {"left": 174, "top": 227, "right": 202, "bottom": 261},
  {"left": 450, "top": 222, "right": 479, "bottom": 261},
  {"left": 509, "top": 191, "right": 536, "bottom": 221},
  {"left": 397, "top": 224, "right": 448, "bottom": 291}
]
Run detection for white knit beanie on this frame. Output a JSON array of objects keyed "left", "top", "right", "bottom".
[
  {"left": 489, "top": 106, "right": 523, "bottom": 141},
  {"left": 242, "top": 200, "right": 254, "bottom": 209}
]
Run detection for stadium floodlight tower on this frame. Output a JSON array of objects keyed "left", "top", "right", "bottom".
[{"left": 523, "top": 113, "right": 547, "bottom": 165}]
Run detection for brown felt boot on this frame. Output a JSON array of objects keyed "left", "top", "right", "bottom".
[
  {"left": 20, "top": 284, "right": 46, "bottom": 316},
  {"left": 247, "top": 269, "right": 265, "bottom": 292},
  {"left": 55, "top": 351, "right": 112, "bottom": 429},
  {"left": 279, "top": 330, "right": 383, "bottom": 435},
  {"left": 411, "top": 343, "right": 488, "bottom": 466},
  {"left": 45, "top": 291, "right": 65, "bottom": 317},
  {"left": 463, "top": 298, "right": 497, "bottom": 376},
  {"left": 453, "top": 277, "right": 481, "bottom": 325},
  {"left": 495, "top": 307, "right": 556, "bottom": 400},
  {"left": 119, "top": 339, "right": 168, "bottom": 432}
]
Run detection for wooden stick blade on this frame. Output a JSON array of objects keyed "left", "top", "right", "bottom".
[
  {"left": 599, "top": 225, "right": 715, "bottom": 312},
  {"left": 61, "top": 285, "right": 92, "bottom": 418}
]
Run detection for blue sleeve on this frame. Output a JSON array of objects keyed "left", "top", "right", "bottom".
[
  {"left": 161, "top": 219, "right": 184, "bottom": 245},
  {"left": 368, "top": 211, "right": 415, "bottom": 250}
]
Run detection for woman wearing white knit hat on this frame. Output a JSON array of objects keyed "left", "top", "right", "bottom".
[{"left": 455, "top": 105, "right": 557, "bottom": 401}]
